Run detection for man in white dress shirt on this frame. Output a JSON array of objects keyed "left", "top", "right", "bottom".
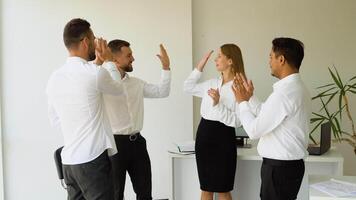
[
  {"left": 232, "top": 37, "right": 311, "bottom": 200},
  {"left": 46, "top": 18, "right": 124, "bottom": 200},
  {"left": 100, "top": 39, "right": 171, "bottom": 200}
]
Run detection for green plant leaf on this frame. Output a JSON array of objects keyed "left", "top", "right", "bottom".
[
  {"left": 349, "top": 90, "right": 356, "bottom": 94},
  {"left": 312, "top": 112, "right": 326, "bottom": 118},
  {"left": 320, "top": 98, "right": 332, "bottom": 118},
  {"left": 318, "top": 91, "right": 338, "bottom": 111},
  {"left": 349, "top": 75, "right": 356, "bottom": 82},
  {"left": 333, "top": 65, "right": 344, "bottom": 87},
  {"left": 309, "top": 134, "right": 318, "bottom": 145},
  {"left": 312, "top": 87, "right": 337, "bottom": 99},
  {"left": 332, "top": 104, "right": 346, "bottom": 118},
  {"left": 310, "top": 117, "right": 323, "bottom": 123},
  {"left": 316, "top": 83, "right": 335, "bottom": 89},
  {"left": 330, "top": 120, "right": 341, "bottom": 141},
  {"left": 309, "top": 119, "right": 325, "bottom": 136},
  {"left": 312, "top": 93, "right": 335, "bottom": 100},
  {"left": 333, "top": 117, "right": 343, "bottom": 137},
  {"left": 328, "top": 67, "right": 343, "bottom": 89}
]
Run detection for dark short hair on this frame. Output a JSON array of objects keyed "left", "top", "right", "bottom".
[
  {"left": 63, "top": 18, "right": 91, "bottom": 49},
  {"left": 272, "top": 37, "right": 304, "bottom": 70},
  {"left": 108, "top": 39, "right": 130, "bottom": 53}
]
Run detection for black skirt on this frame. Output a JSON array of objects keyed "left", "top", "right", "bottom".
[{"left": 195, "top": 118, "right": 237, "bottom": 192}]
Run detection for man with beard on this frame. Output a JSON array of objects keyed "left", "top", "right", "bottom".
[
  {"left": 46, "top": 18, "right": 125, "bottom": 200},
  {"left": 99, "top": 39, "right": 171, "bottom": 200}
]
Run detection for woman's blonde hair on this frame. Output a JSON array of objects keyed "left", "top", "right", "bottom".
[{"left": 220, "top": 44, "right": 245, "bottom": 76}]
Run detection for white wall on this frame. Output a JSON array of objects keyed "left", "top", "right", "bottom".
[
  {"left": 0, "top": 0, "right": 193, "bottom": 199},
  {"left": 192, "top": 0, "right": 356, "bottom": 175},
  {"left": 0, "top": 0, "right": 4, "bottom": 198}
]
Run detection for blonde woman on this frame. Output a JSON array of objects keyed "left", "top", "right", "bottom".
[{"left": 184, "top": 44, "right": 245, "bottom": 200}]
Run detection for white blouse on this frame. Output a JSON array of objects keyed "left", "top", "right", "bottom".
[{"left": 184, "top": 68, "right": 241, "bottom": 128}]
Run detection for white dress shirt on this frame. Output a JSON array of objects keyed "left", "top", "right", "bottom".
[
  {"left": 239, "top": 73, "right": 311, "bottom": 160},
  {"left": 184, "top": 68, "right": 241, "bottom": 128},
  {"left": 103, "top": 63, "right": 171, "bottom": 135},
  {"left": 46, "top": 57, "right": 124, "bottom": 165}
]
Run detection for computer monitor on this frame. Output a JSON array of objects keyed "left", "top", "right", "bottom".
[{"left": 235, "top": 126, "right": 250, "bottom": 148}]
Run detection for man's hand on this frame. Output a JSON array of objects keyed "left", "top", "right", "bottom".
[
  {"left": 94, "top": 49, "right": 104, "bottom": 65},
  {"left": 95, "top": 38, "right": 113, "bottom": 62},
  {"left": 232, "top": 73, "right": 254, "bottom": 103},
  {"left": 157, "top": 44, "right": 170, "bottom": 70},
  {"left": 197, "top": 50, "right": 213, "bottom": 72},
  {"left": 208, "top": 88, "right": 220, "bottom": 106}
]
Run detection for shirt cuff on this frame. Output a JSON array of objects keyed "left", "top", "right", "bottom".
[
  {"left": 103, "top": 62, "right": 122, "bottom": 81},
  {"left": 249, "top": 95, "right": 259, "bottom": 106},
  {"left": 103, "top": 61, "right": 116, "bottom": 70},
  {"left": 161, "top": 69, "right": 171, "bottom": 79},
  {"left": 191, "top": 68, "right": 203, "bottom": 78},
  {"left": 238, "top": 101, "right": 250, "bottom": 112},
  {"left": 88, "top": 60, "right": 97, "bottom": 66}
]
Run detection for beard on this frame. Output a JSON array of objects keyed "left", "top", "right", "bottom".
[
  {"left": 88, "top": 41, "right": 96, "bottom": 61},
  {"left": 88, "top": 50, "right": 96, "bottom": 61},
  {"left": 122, "top": 64, "right": 133, "bottom": 72}
]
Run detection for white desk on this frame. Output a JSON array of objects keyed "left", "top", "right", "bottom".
[
  {"left": 309, "top": 175, "right": 356, "bottom": 200},
  {"left": 169, "top": 146, "right": 344, "bottom": 200}
]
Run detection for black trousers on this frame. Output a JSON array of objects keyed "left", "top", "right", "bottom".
[
  {"left": 111, "top": 133, "right": 152, "bottom": 200},
  {"left": 63, "top": 150, "right": 114, "bottom": 200},
  {"left": 260, "top": 158, "right": 305, "bottom": 200}
]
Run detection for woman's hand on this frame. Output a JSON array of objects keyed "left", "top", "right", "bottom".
[
  {"left": 196, "top": 50, "right": 213, "bottom": 72},
  {"left": 208, "top": 88, "right": 220, "bottom": 106}
]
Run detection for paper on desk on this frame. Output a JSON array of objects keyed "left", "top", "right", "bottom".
[
  {"left": 174, "top": 141, "right": 195, "bottom": 153},
  {"left": 311, "top": 179, "right": 356, "bottom": 197},
  {"left": 168, "top": 150, "right": 195, "bottom": 155}
]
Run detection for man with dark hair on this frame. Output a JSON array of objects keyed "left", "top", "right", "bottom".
[
  {"left": 46, "top": 18, "right": 125, "bottom": 200},
  {"left": 99, "top": 39, "right": 171, "bottom": 200},
  {"left": 232, "top": 37, "right": 311, "bottom": 200}
]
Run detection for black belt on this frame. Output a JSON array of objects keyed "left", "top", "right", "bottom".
[
  {"left": 114, "top": 132, "right": 141, "bottom": 141},
  {"left": 263, "top": 157, "right": 304, "bottom": 167}
]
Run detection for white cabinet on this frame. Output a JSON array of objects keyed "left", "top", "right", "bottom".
[{"left": 169, "top": 147, "right": 344, "bottom": 200}]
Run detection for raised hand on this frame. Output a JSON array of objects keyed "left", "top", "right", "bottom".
[
  {"left": 208, "top": 88, "right": 220, "bottom": 106},
  {"left": 196, "top": 50, "right": 213, "bottom": 72},
  {"left": 156, "top": 44, "right": 170, "bottom": 70},
  {"left": 232, "top": 73, "right": 253, "bottom": 103},
  {"left": 237, "top": 73, "right": 254, "bottom": 96},
  {"left": 95, "top": 38, "right": 113, "bottom": 62},
  {"left": 94, "top": 46, "right": 104, "bottom": 65}
]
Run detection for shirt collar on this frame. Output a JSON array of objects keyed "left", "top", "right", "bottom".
[
  {"left": 273, "top": 73, "right": 301, "bottom": 90},
  {"left": 122, "top": 72, "right": 130, "bottom": 80},
  {"left": 66, "top": 56, "right": 88, "bottom": 64}
]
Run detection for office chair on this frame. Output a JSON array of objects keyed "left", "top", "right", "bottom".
[{"left": 54, "top": 146, "right": 67, "bottom": 189}]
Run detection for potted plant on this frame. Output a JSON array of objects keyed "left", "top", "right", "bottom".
[{"left": 309, "top": 67, "right": 356, "bottom": 154}]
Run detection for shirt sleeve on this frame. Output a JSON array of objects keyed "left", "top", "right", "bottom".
[
  {"left": 96, "top": 62, "right": 124, "bottom": 95},
  {"left": 101, "top": 61, "right": 122, "bottom": 81},
  {"left": 143, "top": 70, "right": 171, "bottom": 98},
  {"left": 211, "top": 102, "right": 241, "bottom": 127},
  {"left": 248, "top": 95, "right": 263, "bottom": 115},
  {"left": 47, "top": 97, "right": 61, "bottom": 129},
  {"left": 239, "top": 92, "right": 291, "bottom": 140},
  {"left": 183, "top": 68, "right": 208, "bottom": 98}
]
